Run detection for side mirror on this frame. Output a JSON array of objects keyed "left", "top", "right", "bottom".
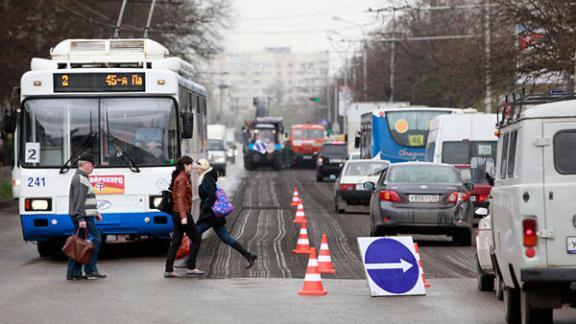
[
  {"left": 181, "top": 112, "right": 194, "bottom": 139},
  {"left": 475, "top": 207, "right": 488, "bottom": 217},
  {"left": 3, "top": 108, "right": 17, "bottom": 134},
  {"left": 354, "top": 136, "right": 360, "bottom": 149},
  {"left": 464, "top": 183, "right": 474, "bottom": 192},
  {"left": 363, "top": 182, "right": 375, "bottom": 191}
]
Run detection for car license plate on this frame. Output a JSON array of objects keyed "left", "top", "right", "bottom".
[
  {"left": 356, "top": 184, "right": 365, "bottom": 190},
  {"left": 302, "top": 156, "right": 312, "bottom": 160},
  {"left": 567, "top": 237, "right": 576, "bottom": 254},
  {"left": 408, "top": 195, "right": 440, "bottom": 203},
  {"left": 331, "top": 159, "right": 344, "bottom": 163}
]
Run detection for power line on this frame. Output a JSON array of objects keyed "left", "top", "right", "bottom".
[{"left": 236, "top": 0, "right": 371, "bottom": 21}]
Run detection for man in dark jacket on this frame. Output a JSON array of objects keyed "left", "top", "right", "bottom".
[
  {"left": 66, "top": 153, "right": 106, "bottom": 280},
  {"left": 178, "top": 159, "right": 257, "bottom": 269}
]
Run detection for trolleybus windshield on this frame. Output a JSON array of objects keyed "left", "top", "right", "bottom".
[
  {"left": 21, "top": 97, "right": 179, "bottom": 168},
  {"left": 386, "top": 110, "right": 449, "bottom": 148}
]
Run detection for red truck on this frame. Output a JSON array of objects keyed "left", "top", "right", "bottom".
[{"left": 288, "top": 124, "right": 326, "bottom": 166}]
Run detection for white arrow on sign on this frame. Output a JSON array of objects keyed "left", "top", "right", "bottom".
[{"left": 364, "top": 259, "right": 414, "bottom": 273}]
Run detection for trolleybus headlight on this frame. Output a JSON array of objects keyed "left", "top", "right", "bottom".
[
  {"left": 149, "top": 196, "right": 162, "bottom": 209},
  {"left": 24, "top": 198, "right": 52, "bottom": 211},
  {"left": 12, "top": 179, "right": 21, "bottom": 187}
]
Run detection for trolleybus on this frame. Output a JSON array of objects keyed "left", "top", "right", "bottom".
[{"left": 14, "top": 38, "right": 208, "bottom": 256}]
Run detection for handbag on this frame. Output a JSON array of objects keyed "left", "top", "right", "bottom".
[
  {"left": 157, "top": 186, "right": 173, "bottom": 214},
  {"left": 61, "top": 229, "right": 94, "bottom": 264},
  {"left": 212, "top": 185, "right": 234, "bottom": 218}
]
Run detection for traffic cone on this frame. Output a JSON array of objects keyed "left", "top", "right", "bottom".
[
  {"left": 292, "top": 223, "right": 311, "bottom": 254},
  {"left": 298, "top": 248, "right": 327, "bottom": 296},
  {"left": 291, "top": 187, "right": 302, "bottom": 207},
  {"left": 318, "top": 234, "right": 336, "bottom": 274},
  {"left": 414, "top": 243, "right": 431, "bottom": 288},
  {"left": 293, "top": 203, "right": 307, "bottom": 224}
]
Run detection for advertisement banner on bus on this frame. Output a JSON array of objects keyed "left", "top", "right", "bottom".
[{"left": 89, "top": 175, "right": 125, "bottom": 195}]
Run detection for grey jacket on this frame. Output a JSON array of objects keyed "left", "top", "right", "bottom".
[{"left": 68, "top": 169, "right": 98, "bottom": 222}]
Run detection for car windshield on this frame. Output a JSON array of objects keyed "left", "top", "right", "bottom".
[
  {"left": 253, "top": 128, "right": 275, "bottom": 142},
  {"left": 208, "top": 139, "right": 225, "bottom": 151},
  {"left": 21, "top": 98, "right": 178, "bottom": 167},
  {"left": 386, "top": 110, "right": 451, "bottom": 147},
  {"left": 292, "top": 128, "right": 325, "bottom": 139},
  {"left": 344, "top": 162, "right": 388, "bottom": 176},
  {"left": 321, "top": 144, "right": 347, "bottom": 157},
  {"left": 388, "top": 166, "right": 461, "bottom": 184}
]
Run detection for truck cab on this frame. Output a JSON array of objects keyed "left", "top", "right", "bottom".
[
  {"left": 288, "top": 124, "right": 326, "bottom": 166},
  {"left": 243, "top": 117, "right": 285, "bottom": 170},
  {"left": 491, "top": 94, "right": 576, "bottom": 323}
]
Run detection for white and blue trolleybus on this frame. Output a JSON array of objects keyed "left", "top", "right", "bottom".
[{"left": 15, "top": 38, "right": 208, "bottom": 257}]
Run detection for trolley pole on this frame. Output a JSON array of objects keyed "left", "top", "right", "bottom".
[
  {"left": 143, "top": 0, "right": 157, "bottom": 38},
  {"left": 113, "top": 0, "right": 129, "bottom": 39}
]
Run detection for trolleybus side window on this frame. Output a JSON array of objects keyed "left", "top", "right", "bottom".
[{"left": 21, "top": 99, "right": 98, "bottom": 167}]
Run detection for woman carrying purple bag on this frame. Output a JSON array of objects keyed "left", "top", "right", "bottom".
[{"left": 179, "top": 159, "right": 257, "bottom": 269}]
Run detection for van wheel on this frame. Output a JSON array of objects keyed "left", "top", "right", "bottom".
[
  {"left": 334, "top": 196, "right": 345, "bottom": 214},
  {"left": 476, "top": 256, "right": 495, "bottom": 291},
  {"left": 521, "top": 291, "right": 553, "bottom": 324},
  {"left": 316, "top": 174, "right": 323, "bottom": 182},
  {"left": 221, "top": 169, "right": 227, "bottom": 177},
  {"left": 505, "top": 288, "right": 521, "bottom": 324}
]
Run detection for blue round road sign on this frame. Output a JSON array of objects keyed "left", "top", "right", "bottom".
[{"left": 364, "top": 238, "right": 419, "bottom": 294}]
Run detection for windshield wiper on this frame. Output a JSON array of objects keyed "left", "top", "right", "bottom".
[
  {"left": 59, "top": 133, "right": 96, "bottom": 174},
  {"left": 111, "top": 142, "right": 141, "bottom": 173}
]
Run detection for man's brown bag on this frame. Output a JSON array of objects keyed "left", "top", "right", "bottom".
[{"left": 62, "top": 230, "right": 94, "bottom": 264}]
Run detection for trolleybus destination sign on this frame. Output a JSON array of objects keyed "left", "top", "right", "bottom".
[{"left": 54, "top": 73, "right": 145, "bottom": 92}]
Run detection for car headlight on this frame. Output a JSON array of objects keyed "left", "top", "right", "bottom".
[
  {"left": 25, "top": 198, "right": 52, "bottom": 211},
  {"left": 149, "top": 196, "right": 162, "bottom": 209}
]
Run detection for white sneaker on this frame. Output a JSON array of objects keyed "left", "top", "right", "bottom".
[{"left": 185, "top": 268, "right": 206, "bottom": 276}]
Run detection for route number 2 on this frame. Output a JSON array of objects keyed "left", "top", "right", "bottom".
[
  {"left": 27, "top": 177, "right": 46, "bottom": 187},
  {"left": 25, "top": 143, "right": 40, "bottom": 163}
]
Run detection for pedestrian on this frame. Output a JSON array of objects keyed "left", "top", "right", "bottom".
[
  {"left": 183, "top": 159, "right": 257, "bottom": 269},
  {"left": 66, "top": 152, "right": 106, "bottom": 280},
  {"left": 164, "top": 156, "right": 205, "bottom": 278}
]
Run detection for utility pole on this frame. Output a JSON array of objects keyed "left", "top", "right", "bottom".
[
  {"left": 484, "top": 0, "right": 492, "bottom": 113},
  {"left": 363, "top": 41, "right": 368, "bottom": 101},
  {"left": 389, "top": 8, "right": 396, "bottom": 103}
]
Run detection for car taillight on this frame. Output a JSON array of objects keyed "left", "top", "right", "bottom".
[
  {"left": 477, "top": 194, "right": 489, "bottom": 203},
  {"left": 379, "top": 190, "right": 401, "bottom": 202},
  {"left": 339, "top": 184, "right": 355, "bottom": 191},
  {"left": 523, "top": 219, "right": 537, "bottom": 247},
  {"left": 447, "top": 192, "right": 469, "bottom": 204}
]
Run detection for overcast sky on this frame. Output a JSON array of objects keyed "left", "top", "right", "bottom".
[{"left": 223, "top": 0, "right": 398, "bottom": 68}]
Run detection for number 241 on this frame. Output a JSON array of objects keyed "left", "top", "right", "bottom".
[{"left": 27, "top": 177, "right": 46, "bottom": 187}]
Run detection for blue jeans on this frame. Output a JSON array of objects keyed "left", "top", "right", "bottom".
[
  {"left": 67, "top": 218, "right": 102, "bottom": 276},
  {"left": 196, "top": 221, "right": 237, "bottom": 246}
]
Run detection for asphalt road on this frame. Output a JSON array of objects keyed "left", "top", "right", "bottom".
[{"left": 1, "top": 163, "right": 576, "bottom": 323}]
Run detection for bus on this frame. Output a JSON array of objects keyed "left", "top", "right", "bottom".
[
  {"left": 358, "top": 107, "right": 458, "bottom": 162},
  {"left": 14, "top": 38, "right": 208, "bottom": 257}
]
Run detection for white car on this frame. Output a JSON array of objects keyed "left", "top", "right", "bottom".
[
  {"left": 334, "top": 160, "right": 389, "bottom": 213},
  {"left": 475, "top": 211, "right": 503, "bottom": 300}
]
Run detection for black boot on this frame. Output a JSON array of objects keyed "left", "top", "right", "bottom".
[{"left": 231, "top": 242, "right": 258, "bottom": 269}]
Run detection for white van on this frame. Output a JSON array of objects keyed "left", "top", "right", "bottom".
[
  {"left": 426, "top": 113, "right": 498, "bottom": 164},
  {"left": 490, "top": 98, "right": 576, "bottom": 323}
]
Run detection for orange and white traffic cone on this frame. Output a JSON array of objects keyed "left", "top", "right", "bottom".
[
  {"left": 318, "top": 234, "right": 336, "bottom": 274},
  {"left": 293, "top": 203, "right": 307, "bottom": 224},
  {"left": 291, "top": 187, "right": 302, "bottom": 207},
  {"left": 298, "top": 247, "right": 327, "bottom": 296},
  {"left": 414, "top": 243, "right": 431, "bottom": 288},
  {"left": 292, "top": 223, "right": 311, "bottom": 254}
]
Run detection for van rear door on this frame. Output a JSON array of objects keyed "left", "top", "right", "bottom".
[{"left": 543, "top": 120, "right": 576, "bottom": 267}]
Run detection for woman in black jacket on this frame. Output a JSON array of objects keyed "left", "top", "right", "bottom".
[{"left": 195, "top": 159, "right": 257, "bottom": 268}]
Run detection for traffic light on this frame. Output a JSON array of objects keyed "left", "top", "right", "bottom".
[{"left": 309, "top": 97, "right": 321, "bottom": 103}]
